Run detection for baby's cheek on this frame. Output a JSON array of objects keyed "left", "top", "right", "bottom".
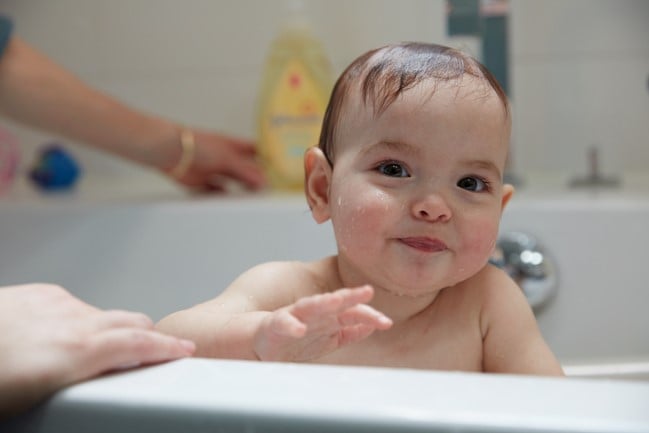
[
  {"left": 464, "top": 220, "right": 500, "bottom": 262},
  {"left": 332, "top": 194, "right": 386, "bottom": 253}
]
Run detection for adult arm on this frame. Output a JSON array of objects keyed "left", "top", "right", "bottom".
[{"left": 0, "top": 36, "right": 265, "bottom": 191}]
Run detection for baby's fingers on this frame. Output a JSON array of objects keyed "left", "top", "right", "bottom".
[
  {"left": 291, "top": 285, "right": 375, "bottom": 320},
  {"left": 339, "top": 323, "right": 378, "bottom": 346},
  {"left": 338, "top": 304, "right": 393, "bottom": 330},
  {"left": 254, "top": 310, "right": 308, "bottom": 361},
  {"left": 267, "top": 309, "right": 308, "bottom": 338}
]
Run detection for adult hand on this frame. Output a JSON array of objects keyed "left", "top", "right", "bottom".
[
  {"left": 165, "top": 128, "right": 266, "bottom": 192},
  {"left": 0, "top": 284, "right": 195, "bottom": 418},
  {"left": 253, "top": 285, "right": 392, "bottom": 362}
]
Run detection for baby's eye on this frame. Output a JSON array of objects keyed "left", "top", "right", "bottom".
[
  {"left": 457, "top": 176, "right": 489, "bottom": 192},
  {"left": 377, "top": 162, "right": 410, "bottom": 178}
]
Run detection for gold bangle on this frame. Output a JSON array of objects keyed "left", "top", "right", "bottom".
[{"left": 170, "top": 128, "right": 195, "bottom": 179}]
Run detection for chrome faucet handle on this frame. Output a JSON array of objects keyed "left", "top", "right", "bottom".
[{"left": 490, "top": 231, "right": 558, "bottom": 310}]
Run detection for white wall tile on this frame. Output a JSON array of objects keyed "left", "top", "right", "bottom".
[
  {"left": 510, "top": 0, "right": 649, "bottom": 176},
  {"left": 513, "top": 57, "right": 649, "bottom": 173},
  {"left": 510, "top": 0, "right": 649, "bottom": 57}
]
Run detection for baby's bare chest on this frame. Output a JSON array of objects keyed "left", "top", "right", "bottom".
[{"left": 314, "top": 316, "right": 484, "bottom": 371}]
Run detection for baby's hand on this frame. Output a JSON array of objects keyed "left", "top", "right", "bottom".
[{"left": 253, "top": 285, "right": 392, "bottom": 362}]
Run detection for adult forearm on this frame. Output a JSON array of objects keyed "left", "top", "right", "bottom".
[{"left": 0, "top": 37, "right": 179, "bottom": 171}]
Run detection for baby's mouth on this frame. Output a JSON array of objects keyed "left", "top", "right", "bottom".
[{"left": 399, "top": 237, "right": 448, "bottom": 253}]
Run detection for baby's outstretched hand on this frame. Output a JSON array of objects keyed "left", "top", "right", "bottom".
[{"left": 253, "top": 285, "right": 392, "bottom": 362}]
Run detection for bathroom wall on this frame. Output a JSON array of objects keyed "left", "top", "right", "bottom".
[
  {"left": 509, "top": 0, "right": 649, "bottom": 178},
  {"left": 1, "top": 0, "right": 647, "bottom": 187}
]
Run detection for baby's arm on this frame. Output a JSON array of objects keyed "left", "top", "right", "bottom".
[
  {"left": 156, "top": 261, "right": 391, "bottom": 361},
  {"left": 480, "top": 268, "right": 564, "bottom": 376}
]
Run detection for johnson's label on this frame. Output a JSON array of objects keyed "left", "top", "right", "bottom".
[{"left": 260, "top": 59, "right": 327, "bottom": 189}]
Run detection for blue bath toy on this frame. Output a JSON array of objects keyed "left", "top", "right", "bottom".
[{"left": 29, "top": 144, "right": 81, "bottom": 190}]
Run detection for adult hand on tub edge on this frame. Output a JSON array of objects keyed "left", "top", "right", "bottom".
[
  {"left": 0, "top": 16, "right": 266, "bottom": 192},
  {"left": 0, "top": 283, "right": 196, "bottom": 420}
]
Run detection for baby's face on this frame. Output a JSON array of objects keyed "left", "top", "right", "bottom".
[{"left": 327, "top": 78, "right": 512, "bottom": 296}]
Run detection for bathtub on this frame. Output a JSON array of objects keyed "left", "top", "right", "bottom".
[{"left": 2, "top": 183, "right": 649, "bottom": 432}]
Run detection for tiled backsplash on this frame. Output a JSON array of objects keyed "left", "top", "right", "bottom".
[
  {"left": 1, "top": 0, "right": 647, "bottom": 184},
  {"left": 510, "top": 0, "right": 649, "bottom": 176}
]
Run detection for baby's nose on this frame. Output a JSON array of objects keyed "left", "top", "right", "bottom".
[{"left": 411, "top": 193, "right": 452, "bottom": 222}]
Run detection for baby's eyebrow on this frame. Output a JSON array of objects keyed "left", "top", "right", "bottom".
[
  {"left": 360, "top": 140, "right": 421, "bottom": 157},
  {"left": 462, "top": 159, "right": 502, "bottom": 178}
]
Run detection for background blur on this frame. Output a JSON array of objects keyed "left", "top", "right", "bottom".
[{"left": 1, "top": 0, "right": 647, "bottom": 191}]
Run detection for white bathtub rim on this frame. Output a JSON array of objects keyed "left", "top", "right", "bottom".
[
  {"left": 564, "top": 360, "right": 649, "bottom": 380},
  {"left": 6, "top": 359, "right": 649, "bottom": 433}
]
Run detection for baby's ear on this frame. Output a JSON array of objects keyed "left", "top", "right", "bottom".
[
  {"left": 304, "top": 147, "right": 332, "bottom": 223},
  {"left": 501, "top": 183, "right": 515, "bottom": 211}
]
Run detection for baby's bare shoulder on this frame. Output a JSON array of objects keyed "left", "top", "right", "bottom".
[
  {"left": 465, "top": 265, "right": 535, "bottom": 335},
  {"left": 238, "top": 258, "right": 334, "bottom": 288},
  {"left": 457, "top": 264, "right": 521, "bottom": 301},
  {"left": 443, "top": 265, "right": 525, "bottom": 325},
  {"left": 222, "top": 257, "right": 338, "bottom": 308}
]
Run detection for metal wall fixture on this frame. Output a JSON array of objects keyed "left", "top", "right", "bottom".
[{"left": 490, "top": 231, "right": 558, "bottom": 310}]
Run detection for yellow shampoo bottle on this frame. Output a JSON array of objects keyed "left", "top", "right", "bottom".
[{"left": 257, "top": 3, "right": 333, "bottom": 191}]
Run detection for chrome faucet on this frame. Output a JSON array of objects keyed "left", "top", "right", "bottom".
[{"left": 490, "top": 231, "right": 558, "bottom": 310}]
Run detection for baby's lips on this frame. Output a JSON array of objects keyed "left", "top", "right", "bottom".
[{"left": 399, "top": 237, "right": 448, "bottom": 252}]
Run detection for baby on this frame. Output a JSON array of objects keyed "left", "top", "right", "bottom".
[{"left": 157, "top": 42, "right": 564, "bottom": 376}]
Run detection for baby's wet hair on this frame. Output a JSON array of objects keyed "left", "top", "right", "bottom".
[{"left": 318, "top": 42, "right": 509, "bottom": 165}]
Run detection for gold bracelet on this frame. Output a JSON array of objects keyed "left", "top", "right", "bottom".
[{"left": 170, "top": 128, "right": 196, "bottom": 179}]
